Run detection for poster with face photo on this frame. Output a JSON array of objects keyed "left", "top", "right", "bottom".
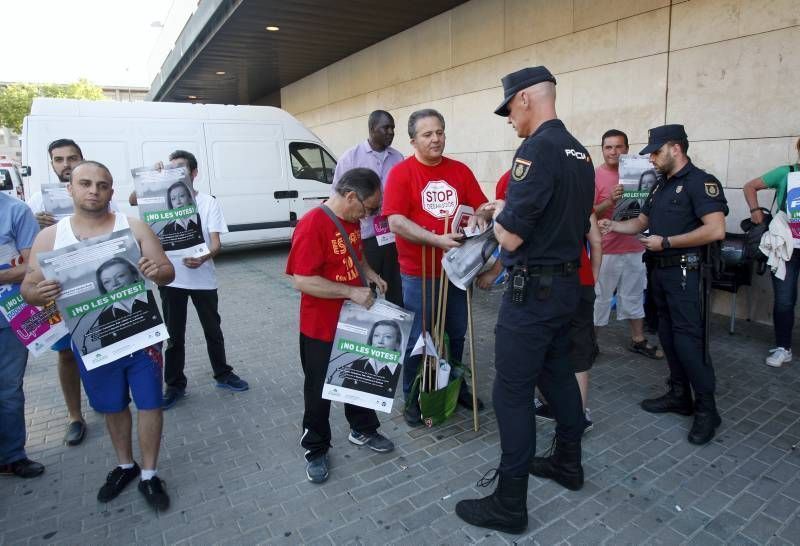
[
  {"left": 614, "top": 155, "right": 659, "bottom": 221},
  {"left": 322, "top": 299, "right": 414, "bottom": 413},
  {"left": 0, "top": 243, "right": 68, "bottom": 356},
  {"left": 41, "top": 183, "right": 74, "bottom": 219},
  {"left": 38, "top": 228, "right": 168, "bottom": 370},
  {"left": 132, "top": 165, "right": 208, "bottom": 258}
]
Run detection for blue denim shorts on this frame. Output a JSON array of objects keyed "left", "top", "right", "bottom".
[{"left": 72, "top": 343, "right": 164, "bottom": 413}]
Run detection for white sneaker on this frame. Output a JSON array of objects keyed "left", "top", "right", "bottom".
[{"left": 766, "top": 347, "right": 792, "bottom": 368}]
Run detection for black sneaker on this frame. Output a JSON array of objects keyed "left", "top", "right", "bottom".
[
  {"left": 0, "top": 458, "right": 45, "bottom": 479},
  {"left": 138, "top": 476, "right": 170, "bottom": 510},
  {"left": 97, "top": 463, "right": 140, "bottom": 502},
  {"left": 162, "top": 388, "right": 186, "bottom": 410},
  {"left": 216, "top": 373, "right": 249, "bottom": 392},
  {"left": 535, "top": 401, "right": 555, "bottom": 422}
]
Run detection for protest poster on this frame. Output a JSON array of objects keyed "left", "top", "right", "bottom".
[
  {"left": 0, "top": 243, "right": 67, "bottom": 356},
  {"left": 322, "top": 299, "right": 414, "bottom": 413},
  {"left": 132, "top": 165, "right": 208, "bottom": 257},
  {"left": 37, "top": 228, "right": 168, "bottom": 370},
  {"left": 613, "top": 154, "right": 659, "bottom": 221},
  {"left": 786, "top": 171, "right": 800, "bottom": 240},
  {"left": 41, "top": 183, "right": 74, "bottom": 219}
]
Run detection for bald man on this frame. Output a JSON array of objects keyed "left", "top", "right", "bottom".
[
  {"left": 456, "top": 67, "right": 595, "bottom": 534},
  {"left": 22, "top": 160, "right": 176, "bottom": 512}
]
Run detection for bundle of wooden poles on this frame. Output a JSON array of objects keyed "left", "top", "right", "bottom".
[{"left": 419, "top": 213, "right": 481, "bottom": 432}]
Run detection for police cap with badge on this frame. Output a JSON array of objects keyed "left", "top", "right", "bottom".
[
  {"left": 639, "top": 124, "right": 688, "bottom": 155},
  {"left": 494, "top": 66, "right": 556, "bottom": 117}
]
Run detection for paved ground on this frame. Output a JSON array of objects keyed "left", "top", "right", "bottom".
[{"left": 2, "top": 246, "right": 800, "bottom": 545}]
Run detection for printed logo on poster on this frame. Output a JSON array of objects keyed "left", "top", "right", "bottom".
[{"left": 421, "top": 180, "right": 458, "bottom": 219}]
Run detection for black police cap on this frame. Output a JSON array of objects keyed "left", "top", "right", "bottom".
[
  {"left": 494, "top": 66, "right": 557, "bottom": 117},
  {"left": 639, "top": 124, "right": 688, "bottom": 155}
]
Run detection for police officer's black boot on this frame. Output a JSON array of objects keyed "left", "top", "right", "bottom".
[
  {"left": 640, "top": 379, "right": 694, "bottom": 416},
  {"left": 455, "top": 470, "right": 528, "bottom": 534},
  {"left": 688, "top": 393, "right": 721, "bottom": 445},
  {"left": 529, "top": 437, "right": 583, "bottom": 491}
]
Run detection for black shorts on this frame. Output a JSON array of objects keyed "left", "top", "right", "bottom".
[{"left": 569, "top": 285, "right": 597, "bottom": 373}]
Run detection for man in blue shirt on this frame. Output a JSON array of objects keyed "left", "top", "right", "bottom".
[{"left": 0, "top": 193, "right": 44, "bottom": 478}]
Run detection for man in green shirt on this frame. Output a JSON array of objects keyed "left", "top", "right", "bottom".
[{"left": 743, "top": 137, "right": 800, "bottom": 368}]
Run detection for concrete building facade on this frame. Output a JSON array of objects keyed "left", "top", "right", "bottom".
[{"left": 279, "top": 0, "right": 800, "bottom": 323}]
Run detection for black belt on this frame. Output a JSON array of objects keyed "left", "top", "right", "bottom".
[
  {"left": 649, "top": 253, "right": 701, "bottom": 269},
  {"left": 517, "top": 261, "right": 579, "bottom": 277}
]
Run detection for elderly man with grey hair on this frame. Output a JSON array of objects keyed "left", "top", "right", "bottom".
[
  {"left": 286, "top": 167, "right": 394, "bottom": 485},
  {"left": 382, "top": 108, "right": 488, "bottom": 426}
]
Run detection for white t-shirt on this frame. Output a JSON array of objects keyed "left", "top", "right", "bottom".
[
  {"left": 28, "top": 189, "right": 120, "bottom": 214},
  {"left": 167, "top": 193, "right": 228, "bottom": 290}
]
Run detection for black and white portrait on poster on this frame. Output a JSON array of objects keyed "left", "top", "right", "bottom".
[
  {"left": 132, "top": 165, "right": 209, "bottom": 257},
  {"left": 322, "top": 299, "right": 414, "bottom": 413},
  {"left": 38, "top": 228, "right": 168, "bottom": 369}
]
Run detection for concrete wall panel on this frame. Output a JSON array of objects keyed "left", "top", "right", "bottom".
[
  {"left": 667, "top": 27, "right": 800, "bottom": 141},
  {"left": 727, "top": 137, "right": 800, "bottom": 189},
  {"left": 573, "top": 0, "right": 669, "bottom": 31},
  {"left": 568, "top": 55, "right": 668, "bottom": 147},
  {"left": 670, "top": 0, "right": 741, "bottom": 50},
  {"left": 452, "top": 0, "right": 505, "bottom": 66},
  {"left": 409, "top": 12, "right": 453, "bottom": 79},
  {"left": 616, "top": 7, "right": 670, "bottom": 60},
  {"left": 503, "top": 0, "right": 574, "bottom": 51}
]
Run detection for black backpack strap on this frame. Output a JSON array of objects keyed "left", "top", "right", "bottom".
[{"left": 320, "top": 204, "right": 369, "bottom": 288}]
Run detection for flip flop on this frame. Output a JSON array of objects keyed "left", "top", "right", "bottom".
[{"left": 629, "top": 339, "right": 664, "bottom": 360}]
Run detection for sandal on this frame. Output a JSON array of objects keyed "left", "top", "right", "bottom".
[{"left": 629, "top": 339, "right": 664, "bottom": 360}]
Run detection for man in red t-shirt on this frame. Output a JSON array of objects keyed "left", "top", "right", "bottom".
[
  {"left": 383, "top": 108, "right": 488, "bottom": 426},
  {"left": 286, "top": 168, "right": 392, "bottom": 484},
  {"left": 593, "top": 129, "right": 662, "bottom": 359},
  {"left": 480, "top": 170, "right": 600, "bottom": 430}
]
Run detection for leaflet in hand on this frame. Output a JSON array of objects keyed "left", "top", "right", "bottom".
[
  {"left": 613, "top": 155, "right": 658, "bottom": 221},
  {"left": 41, "top": 183, "right": 74, "bottom": 219},
  {"left": 0, "top": 243, "right": 67, "bottom": 356},
  {"left": 322, "top": 299, "right": 414, "bottom": 413},
  {"left": 37, "top": 229, "right": 168, "bottom": 370},
  {"left": 132, "top": 165, "right": 209, "bottom": 258}
]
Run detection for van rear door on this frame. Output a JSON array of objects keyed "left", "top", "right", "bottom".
[
  {"left": 204, "top": 123, "right": 292, "bottom": 239},
  {"left": 287, "top": 141, "right": 336, "bottom": 219}
]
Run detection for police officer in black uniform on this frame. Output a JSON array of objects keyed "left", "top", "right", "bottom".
[
  {"left": 600, "top": 124, "right": 727, "bottom": 446},
  {"left": 455, "top": 66, "right": 595, "bottom": 535}
]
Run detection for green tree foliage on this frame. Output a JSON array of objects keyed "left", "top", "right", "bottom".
[{"left": 0, "top": 79, "right": 105, "bottom": 133}]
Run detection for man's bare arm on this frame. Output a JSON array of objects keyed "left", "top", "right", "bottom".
[
  {"left": 129, "top": 217, "right": 175, "bottom": 286},
  {"left": 388, "top": 214, "right": 462, "bottom": 250},
  {"left": 588, "top": 213, "right": 602, "bottom": 281},
  {"left": 291, "top": 274, "right": 374, "bottom": 308},
  {"left": 599, "top": 213, "right": 649, "bottom": 236},
  {"left": 21, "top": 227, "right": 60, "bottom": 306}
]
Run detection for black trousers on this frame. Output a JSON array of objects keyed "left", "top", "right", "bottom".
[
  {"left": 362, "top": 237, "right": 403, "bottom": 307},
  {"left": 159, "top": 286, "right": 233, "bottom": 390},
  {"left": 650, "top": 266, "right": 715, "bottom": 395},
  {"left": 493, "top": 275, "right": 585, "bottom": 476},
  {"left": 299, "top": 334, "right": 380, "bottom": 461}
]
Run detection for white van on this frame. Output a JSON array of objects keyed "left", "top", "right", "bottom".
[
  {"left": 0, "top": 160, "right": 24, "bottom": 200},
  {"left": 22, "top": 98, "right": 336, "bottom": 247}
]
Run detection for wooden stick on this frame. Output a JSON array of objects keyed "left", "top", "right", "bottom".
[
  {"left": 421, "top": 245, "right": 427, "bottom": 394},
  {"left": 430, "top": 242, "right": 436, "bottom": 391},
  {"left": 466, "top": 287, "right": 480, "bottom": 431},
  {"left": 437, "top": 214, "right": 450, "bottom": 358}
]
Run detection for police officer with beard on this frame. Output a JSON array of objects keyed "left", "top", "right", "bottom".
[
  {"left": 455, "top": 66, "right": 595, "bottom": 535},
  {"left": 600, "top": 125, "right": 727, "bottom": 446}
]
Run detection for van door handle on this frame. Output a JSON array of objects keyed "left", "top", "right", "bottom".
[{"left": 274, "top": 190, "right": 298, "bottom": 199}]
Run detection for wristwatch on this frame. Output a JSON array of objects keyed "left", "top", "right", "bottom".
[{"left": 662, "top": 236, "right": 671, "bottom": 249}]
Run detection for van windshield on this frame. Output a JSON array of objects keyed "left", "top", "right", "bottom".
[
  {"left": 0, "top": 169, "right": 13, "bottom": 191},
  {"left": 289, "top": 143, "right": 336, "bottom": 184}
]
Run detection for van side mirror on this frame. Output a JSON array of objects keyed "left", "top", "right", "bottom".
[{"left": 20, "top": 166, "right": 31, "bottom": 177}]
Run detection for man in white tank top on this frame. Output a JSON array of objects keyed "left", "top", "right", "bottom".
[{"left": 21, "top": 161, "right": 176, "bottom": 512}]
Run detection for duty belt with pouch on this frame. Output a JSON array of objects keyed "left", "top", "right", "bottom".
[
  {"left": 509, "top": 261, "right": 579, "bottom": 304},
  {"left": 649, "top": 252, "right": 700, "bottom": 291}
]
